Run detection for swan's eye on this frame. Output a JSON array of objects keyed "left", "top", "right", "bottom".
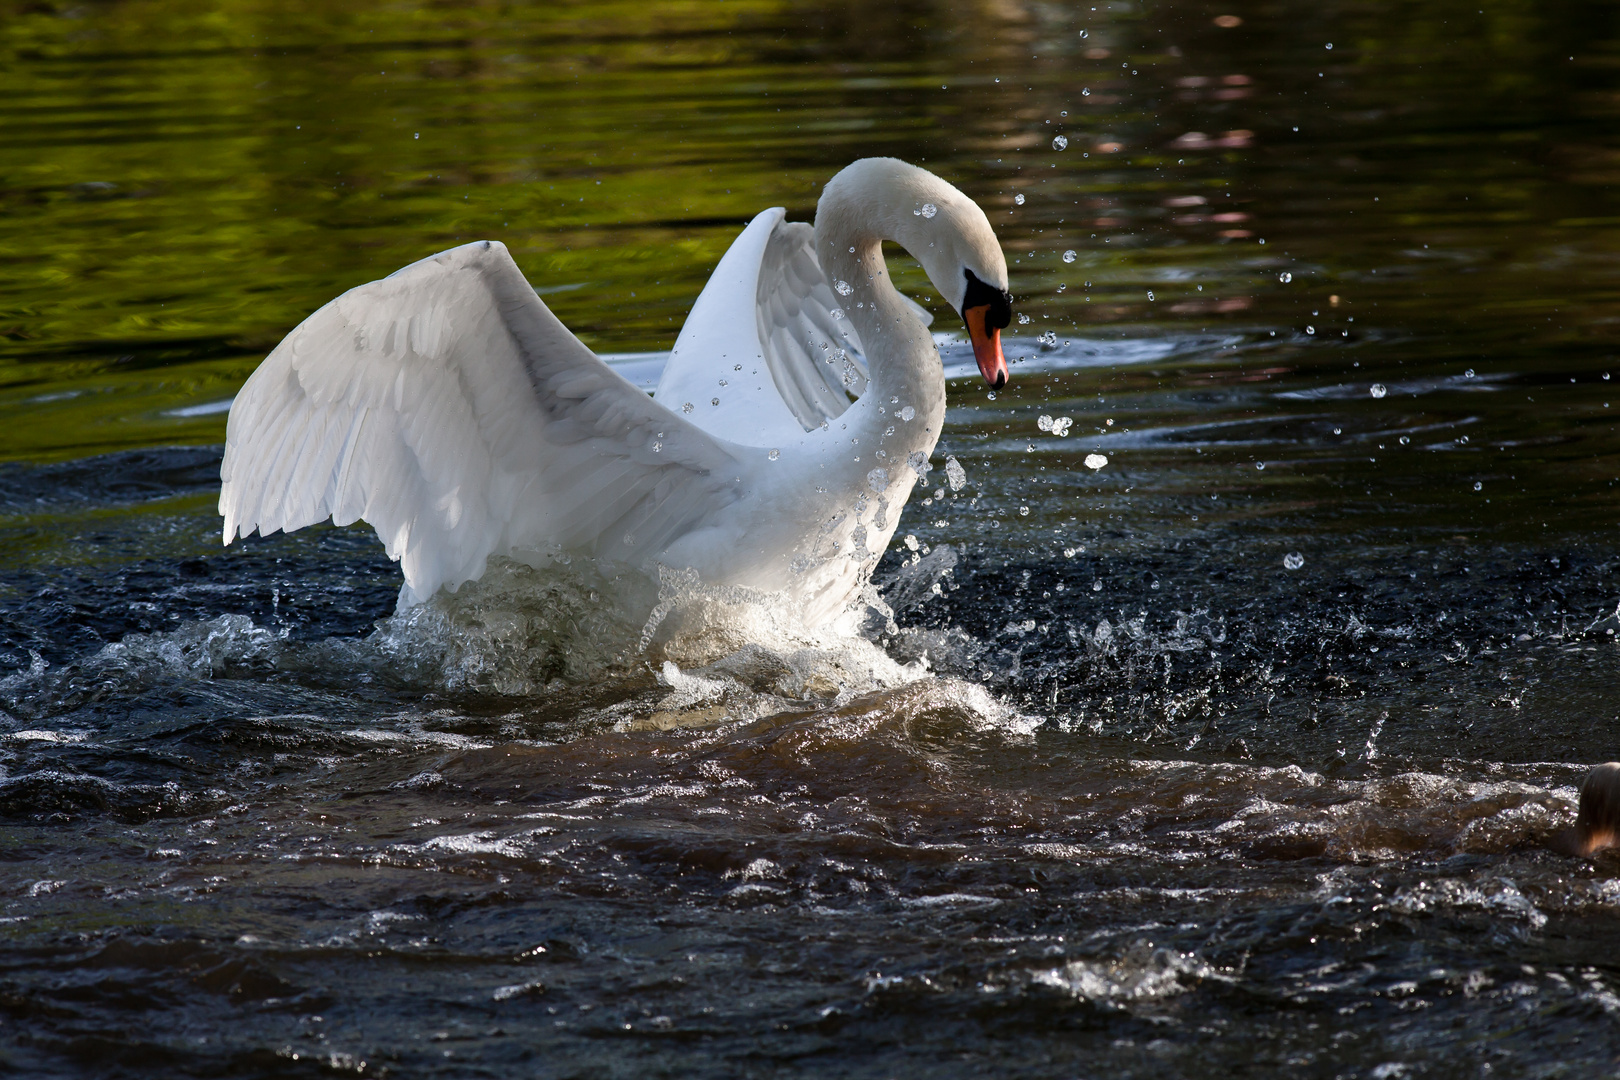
[{"left": 962, "top": 269, "right": 1012, "bottom": 329}]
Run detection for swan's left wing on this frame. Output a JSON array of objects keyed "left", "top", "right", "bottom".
[
  {"left": 660, "top": 209, "right": 922, "bottom": 445},
  {"left": 220, "top": 240, "right": 746, "bottom": 606}
]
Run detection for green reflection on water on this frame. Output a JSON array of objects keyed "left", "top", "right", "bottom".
[{"left": 0, "top": 0, "right": 1617, "bottom": 550}]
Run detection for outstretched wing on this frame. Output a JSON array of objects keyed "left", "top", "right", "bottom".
[
  {"left": 220, "top": 241, "right": 745, "bottom": 606},
  {"left": 659, "top": 210, "right": 937, "bottom": 443}
]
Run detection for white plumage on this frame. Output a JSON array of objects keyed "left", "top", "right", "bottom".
[{"left": 220, "top": 158, "right": 1010, "bottom": 624}]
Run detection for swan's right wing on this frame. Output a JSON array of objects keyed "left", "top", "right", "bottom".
[{"left": 220, "top": 240, "right": 745, "bottom": 606}]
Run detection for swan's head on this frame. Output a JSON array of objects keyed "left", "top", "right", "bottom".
[{"left": 817, "top": 158, "right": 1013, "bottom": 387}]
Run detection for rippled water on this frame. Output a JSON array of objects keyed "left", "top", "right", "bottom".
[{"left": 3, "top": 1, "right": 1620, "bottom": 1076}]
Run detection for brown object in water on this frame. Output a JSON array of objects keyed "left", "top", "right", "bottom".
[{"left": 1549, "top": 762, "right": 1620, "bottom": 856}]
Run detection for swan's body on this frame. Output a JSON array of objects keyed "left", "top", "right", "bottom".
[{"left": 219, "top": 158, "right": 1011, "bottom": 626}]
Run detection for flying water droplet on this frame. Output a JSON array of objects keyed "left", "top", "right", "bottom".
[
  {"left": 1052, "top": 417, "right": 1073, "bottom": 436},
  {"left": 1370, "top": 383, "right": 1388, "bottom": 398},
  {"left": 768, "top": 448, "right": 780, "bottom": 461},
  {"left": 711, "top": 397, "right": 720, "bottom": 406},
  {"left": 830, "top": 308, "right": 845, "bottom": 320},
  {"left": 920, "top": 202, "right": 938, "bottom": 218},
  {"left": 1283, "top": 552, "right": 1305, "bottom": 570},
  {"left": 834, "top": 280, "right": 853, "bottom": 296},
  {"left": 1465, "top": 368, "right": 1475, "bottom": 378},
  {"left": 1278, "top": 271, "right": 1293, "bottom": 283},
  {"left": 898, "top": 405, "right": 915, "bottom": 421},
  {"left": 904, "top": 534, "right": 919, "bottom": 551},
  {"left": 1147, "top": 290, "right": 1155, "bottom": 301},
  {"left": 1306, "top": 325, "right": 1316, "bottom": 334},
  {"left": 1038, "top": 330, "right": 1058, "bottom": 347},
  {"left": 945, "top": 456, "right": 968, "bottom": 491},
  {"left": 1052, "top": 135, "right": 1069, "bottom": 150},
  {"left": 1473, "top": 481, "right": 1483, "bottom": 491},
  {"left": 682, "top": 402, "right": 694, "bottom": 413},
  {"left": 1084, "top": 453, "right": 1108, "bottom": 470},
  {"left": 1062, "top": 249, "right": 1078, "bottom": 263},
  {"left": 1018, "top": 313, "right": 1031, "bottom": 324},
  {"left": 1014, "top": 193, "right": 1026, "bottom": 205},
  {"left": 1056, "top": 283, "right": 1067, "bottom": 292},
  {"left": 1038, "top": 414, "right": 1054, "bottom": 432},
  {"left": 1019, "top": 506, "right": 1029, "bottom": 516}
]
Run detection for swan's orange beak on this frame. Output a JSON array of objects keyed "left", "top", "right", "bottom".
[{"left": 965, "top": 305, "right": 1008, "bottom": 389}]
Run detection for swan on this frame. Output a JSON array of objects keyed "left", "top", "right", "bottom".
[{"left": 218, "top": 158, "right": 1013, "bottom": 626}]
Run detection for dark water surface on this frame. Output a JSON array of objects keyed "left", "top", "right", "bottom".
[{"left": 3, "top": 1, "right": 1620, "bottom": 1076}]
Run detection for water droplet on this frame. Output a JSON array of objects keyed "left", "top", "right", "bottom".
[
  {"left": 1020, "top": 506, "right": 1030, "bottom": 516},
  {"left": 1473, "top": 481, "right": 1482, "bottom": 491},
  {"left": 921, "top": 202, "right": 938, "bottom": 218},
  {"left": 1283, "top": 552, "right": 1305, "bottom": 570},
  {"left": 1465, "top": 368, "right": 1475, "bottom": 378},
  {"left": 830, "top": 308, "right": 845, "bottom": 320},
  {"left": 848, "top": 246, "right": 856, "bottom": 253},
  {"left": 1399, "top": 435, "right": 1409, "bottom": 445},
  {"left": 651, "top": 441, "right": 662, "bottom": 453},
  {"left": 898, "top": 405, "right": 915, "bottom": 421},
  {"left": 1038, "top": 414, "right": 1054, "bottom": 432},
  {"left": 711, "top": 397, "right": 720, "bottom": 406},
  {"left": 768, "top": 448, "right": 780, "bottom": 461},
  {"left": 1014, "top": 193, "right": 1026, "bottom": 205},
  {"left": 1084, "top": 453, "right": 1108, "bottom": 470},
  {"left": 1333, "top": 427, "right": 1342, "bottom": 435},
  {"left": 1082, "top": 87, "right": 1091, "bottom": 96},
  {"left": 1147, "top": 290, "right": 1155, "bottom": 301},
  {"left": 1092, "top": 580, "right": 1103, "bottom": 591},
  {"left": 904, "top": 534, "right": 919, "bottom": 551},
  {"left": 1053, "top": 135, "right": 1069, "bottom": 150},
  {"left": 1052, "top": 417, "right": 1073, "bottom": 436},
  {"left": 987, "top": 390, "right": 997, "bottom": 400},
  {"left": 867, "top": 467, "right": 889, "bottom": 491},
  {"left": 682, "top": 402, "right": 694, "bottom": 413},
  {"left": 834, "top": 280, "right": 853, "bottom": 296},
  {"left": 1018, "top": 313, "right": 1031, "bottom": 324},
  {"left": 1056, "top": 283, "right": 1067, "bottom": 292},
  {"left": 1038, "top": 330, "right": 1058, "bottom": 347},
  {"left": 1306, "top": 325, "right": 1316, "bottom": 334},
  {"left": 1278, "top": 271, "right": 1293, "bottom": 283},
  {"left": 1062, "top": 249, "right": 1078, "bottom": 263},
  {"left": 945, "top": 456, "right": 968, "bottom": 491},
  {"left": 718, "top": 378, "right": 728, "bottom": 386},
  {"left": 1256, "top": 462, "right": 1266, "bottom": 470},
  {"left": 1370, "top": 383, "right": 1387, "bottom": 398}
]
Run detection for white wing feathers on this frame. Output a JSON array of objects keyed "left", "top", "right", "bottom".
[
  {"left": 659, "top": 209, "right": 935, "bottom": 444},
  {"left": 220, "top": 240, "right": 743, "bottom": 606}
]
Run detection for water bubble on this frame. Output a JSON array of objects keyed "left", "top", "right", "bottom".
[
  {"left": 834, "top": 279, "right": 853, "bottom": 296},
  {"left": 945, "top": 456, "right": 968, "bottom": 491},
  {"left": 1370, "top": 383, "right": 1388, "bottom": 398},
  {"left": 920, "top": 202, "right": 938, "bottom": 218},
  {"left": 1278, "top": 271, "right": 1293, "bottom": 283},
  {"left": 1053, "top": 135, "right": 1069, "bottom": 151},
  {"left": 682, "top": 402, "right": 694, "bottom": 413},
  {"left": 1014, "top": 193, "right": 1026, "bottom": 205},
  {"left": 1062, "top": 249, "right": 1078, "bottom": 263},
  {"left": 1465, "top": 368, "right": 1475, "bottom": 378},
  {"left": 1473, "top": 481, "right": 1482, "bottom": 491},
  {"left": 1283, "top": 552, "right": 1305, "bottom": 570},
  {"left": 898, "top": 405, "right": 915, "bottom": 421},
  {"left": 1084, "top": 453, "right": 1108, "bottom": 470}
]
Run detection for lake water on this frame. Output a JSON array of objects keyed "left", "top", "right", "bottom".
[{"left": 2, "top": 1, "right": 1619, "bottom": 1076}]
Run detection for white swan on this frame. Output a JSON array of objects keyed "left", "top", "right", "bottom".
[{"left": 218, "top": 158, "right": 1012, "bottom": 626}]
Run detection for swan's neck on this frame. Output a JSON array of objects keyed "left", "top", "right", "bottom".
[{"left": 814, "top": 214, "right": 946, "bottom": 451}]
